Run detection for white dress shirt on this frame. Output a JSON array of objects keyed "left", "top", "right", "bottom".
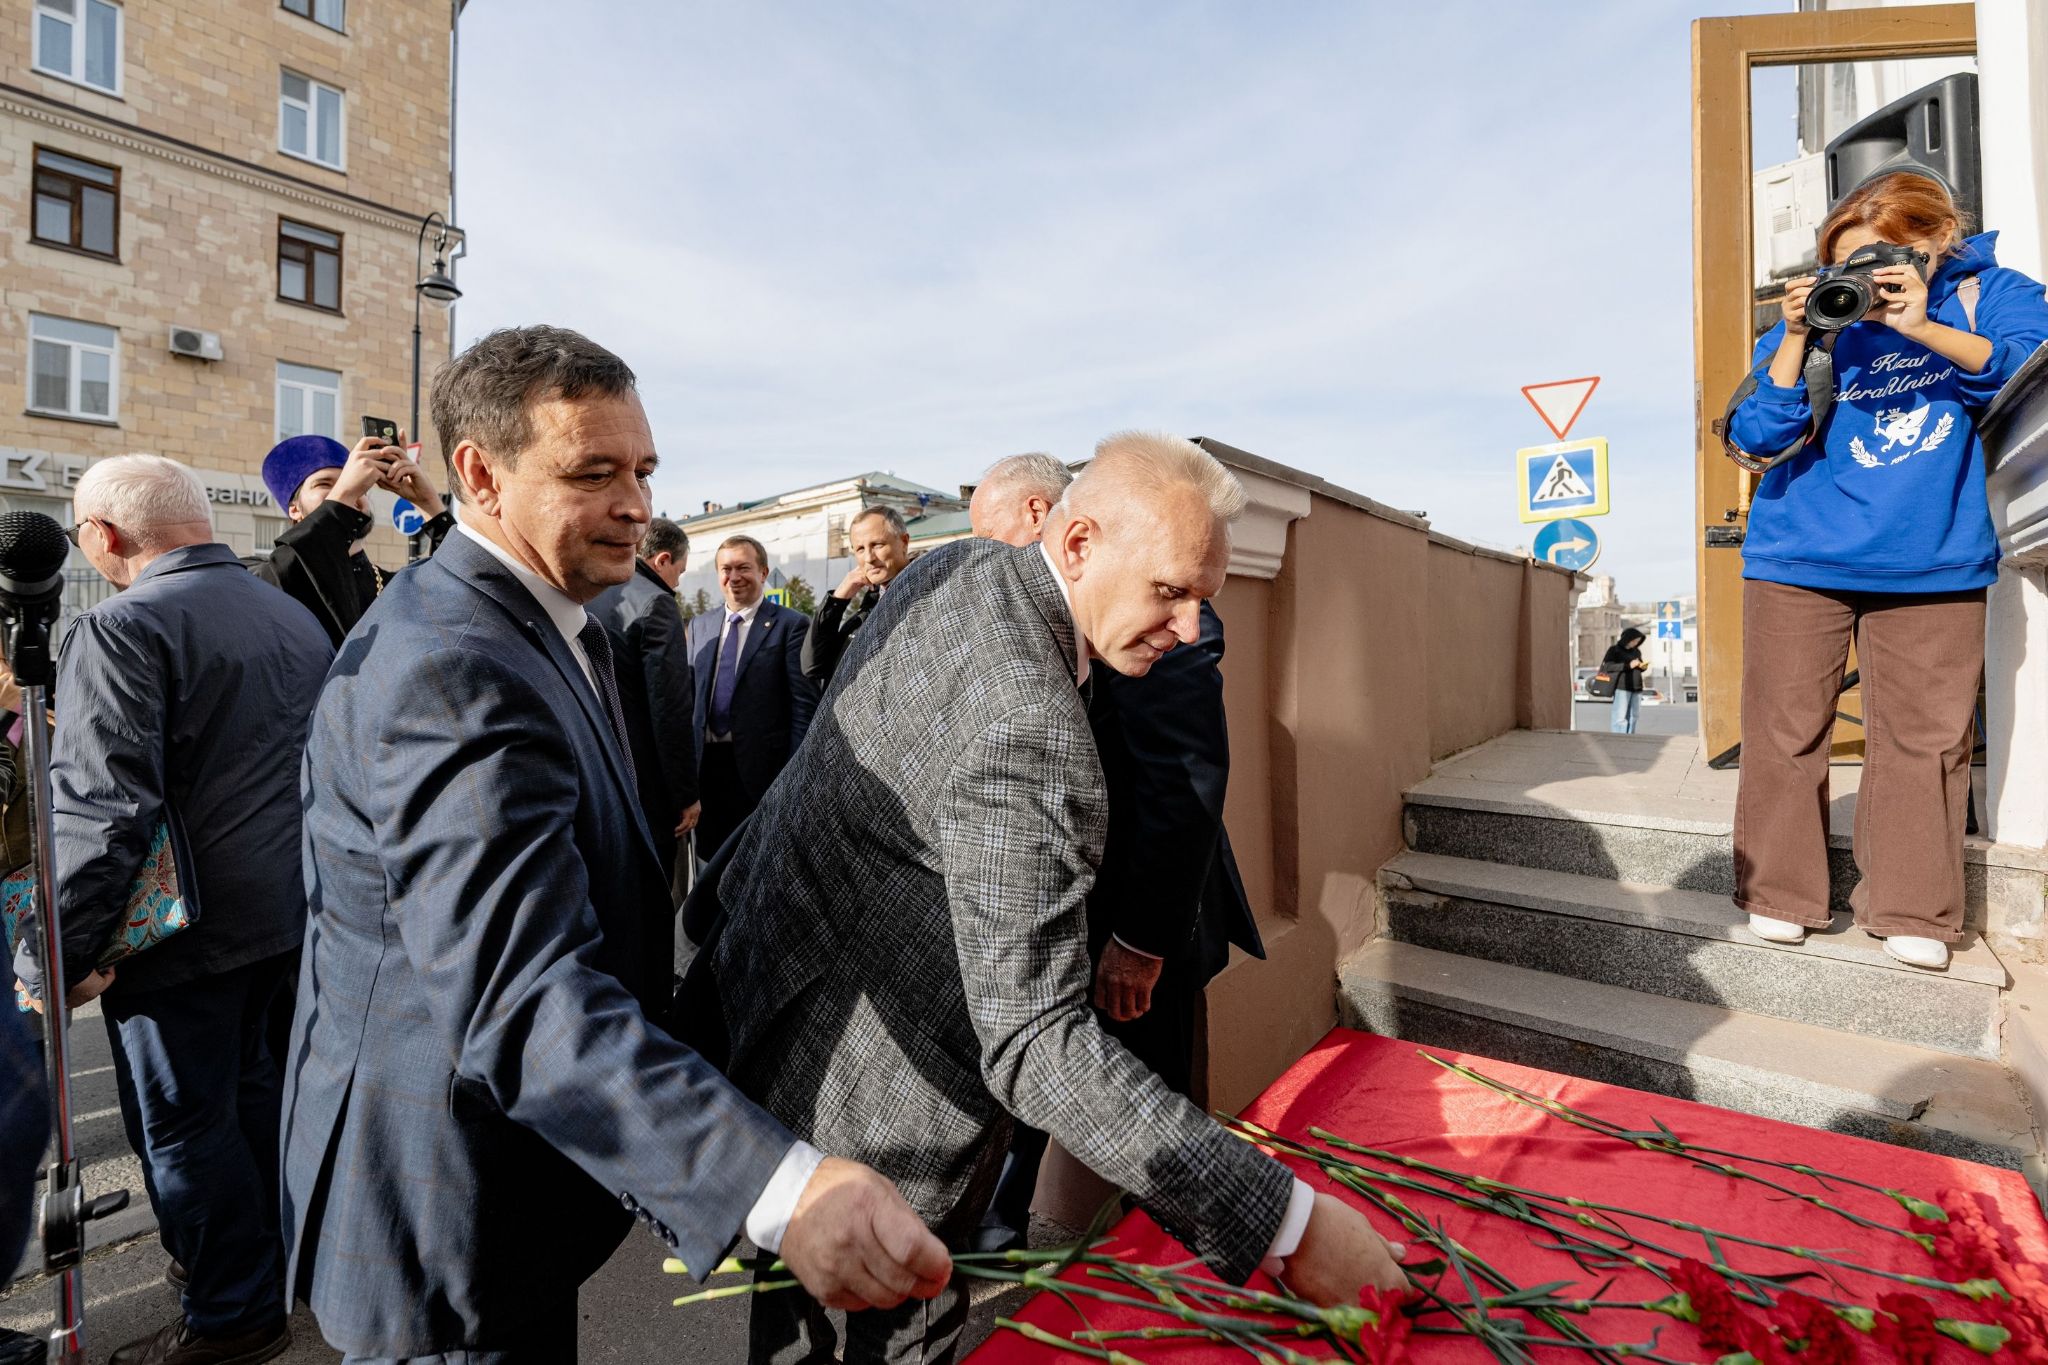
[
  {"left": 1031, "top": 539, "right": 1312, "bottom": 1270},
  {"left": 455, "top": 522, "right": 823, "bottom": 1250},
  {"left": 704, "top": 597, "right": 765, "bottom": 742}
]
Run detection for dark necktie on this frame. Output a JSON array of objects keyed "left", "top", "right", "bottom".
[
  {"left": 709, "top": 611, "right": 744, "bottom": 735},
  {"left": 576, "top": 618, "right": 639, "bottom": 793}
]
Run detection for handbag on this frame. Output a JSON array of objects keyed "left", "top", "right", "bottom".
[
  {"left": 1588, "top": 671, "right": 1617, "bottom": 700},
  {"left": 2, "top": 817, "right": 196, "bottom": 1012}
]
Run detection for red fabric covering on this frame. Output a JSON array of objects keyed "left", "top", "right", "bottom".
[{"left": 966, "top": 1029, "right": 2048, "bottom": 1363}]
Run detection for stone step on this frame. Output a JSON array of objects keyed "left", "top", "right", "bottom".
[
  {"left": 1381, "top": 851, "right": 2006, "bottom": 1059},
  {"left": 1404, "top": 793, "right": 2039, "bottom": 934},
  {"left": 1338, "top": 939, "right": 2039, "bottom": 1172}
]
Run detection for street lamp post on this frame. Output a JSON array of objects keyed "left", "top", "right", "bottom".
[{"left": 410, "top": 211, "right": 462, "bottom": 559}]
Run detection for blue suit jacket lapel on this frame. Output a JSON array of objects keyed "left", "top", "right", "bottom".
[
  {"left": 734, "top": 601, "right": 779, "bottom": 685},
  {"left": 437, "top": 537, "right": 648, "bottom": 840}
]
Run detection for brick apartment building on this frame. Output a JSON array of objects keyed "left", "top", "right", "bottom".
[{"left": 1, "top": 0, "right": 461, "bottom": 612}]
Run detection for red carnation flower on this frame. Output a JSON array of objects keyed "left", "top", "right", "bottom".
[
  {"left": 1356, "top": 1285, "right": 1416, "bottom": 1363},
  {"left": 1769, "top": 1291, "right": 1854, "bottom": 1365},
  {"left": 1670, "top": 1260, "right": 1766, "bottom": 1357},
  {"left": 1872, "top": 1294, "right": 1943, "bottom": 1365}
]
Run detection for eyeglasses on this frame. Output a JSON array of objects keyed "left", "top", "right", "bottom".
[{"left": 64, "top": 521, "right": 84, "bottom": 546}]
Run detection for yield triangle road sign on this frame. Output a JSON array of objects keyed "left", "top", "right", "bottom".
[{"left": 1521, "top": 376, "right": 1600, "bottom": 441}]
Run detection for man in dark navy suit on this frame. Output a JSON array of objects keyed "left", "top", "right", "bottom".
[
  {"left": 687, "top": 536, "right": 818, "bottom": 864},
  {"left": 281, "top": 326, "right": 946, "bottom": 1364}
]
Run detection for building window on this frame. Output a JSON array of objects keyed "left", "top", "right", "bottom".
[
  {"left": 276, "top": 362, "right": 341, "bottom": 443},
  {"left": 281, "top": 0, "right": 344, "bottom": 31},
  {"left": 32, "top": 146, "right": 120, "bottom": 259},
  {"left": 279, "top": 71, "right": 344, "bottom": 169},
  {"left": 277, "top": 219, "right": 343, "bottom": 311},
  {"left": 28, "top": 315, "right": 118, "bottom": 422},
  {"left": 32, "top": 0, "right": 120, "bottom": 95}
]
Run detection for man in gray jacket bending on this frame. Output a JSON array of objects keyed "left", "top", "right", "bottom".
[{"left": 710, "top": 432, "right": 1406, "bottom": 1364}]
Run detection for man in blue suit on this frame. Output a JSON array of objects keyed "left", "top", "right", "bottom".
[
  {"left": 686, "top": 536, "right": 817, "bottom": 863},
  {"left": 281, "top": 325, "right": 947, "bottom": 1364}
]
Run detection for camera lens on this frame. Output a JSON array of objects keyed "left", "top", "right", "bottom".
[{"left": 1805, "top": 277, "right": 1870, "bottom": 332}]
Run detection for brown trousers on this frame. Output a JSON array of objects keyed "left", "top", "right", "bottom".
[{"left": 1733, "top": 579, "right": 1986, "bottom": 941}]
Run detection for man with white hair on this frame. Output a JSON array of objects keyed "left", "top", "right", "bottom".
[
  {"left": 45, "top": 454, "right": 334, "bottom": 1364},
  {"left": 966, "top": 451, "right": 1070, "bottom": 545},
  {"left": 699, "top": 432, "right": 1406, "bottom": 1365}
]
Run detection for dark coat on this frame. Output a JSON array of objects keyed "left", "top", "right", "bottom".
[
  {"left": 592, "top": 563, "right": 698, "bottom": 832},
  {"left": 686, "top": 598, "right": 819, "bottom": 804},
  {"left": 799, "top": 585, "right": 878, "bottom": 690},
  {"left": 247, "top": 498, "right": 453, "bottom": 648},
  {"left": 48, "top": 544, "right": 333, "bottom": 995},
  {"left": 1602, "top": 630, "right": 1647, "bottom": 693},
  {"left": 1087, "top": 599, "right": 1261, "bottom": 984},
  {"left": 281, "top": 532, "right": 793, "bottom": 1356}
]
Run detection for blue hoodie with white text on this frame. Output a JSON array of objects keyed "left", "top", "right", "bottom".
[{"left": 1729, "top": 232, "right": 2048, "bottom": 593}]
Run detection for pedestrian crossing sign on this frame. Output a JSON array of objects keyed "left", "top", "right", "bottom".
[{"left": 1516, "top": 437, "right": 1609, "bottom": 524}]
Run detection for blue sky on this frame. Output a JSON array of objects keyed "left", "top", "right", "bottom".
[{"left": 453, "top": 2, "right": 1803, "bottom": 601}]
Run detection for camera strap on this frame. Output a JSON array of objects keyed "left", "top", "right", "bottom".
[{"left": 1715, "top": 330, "right": 1838, "bottom": 474}]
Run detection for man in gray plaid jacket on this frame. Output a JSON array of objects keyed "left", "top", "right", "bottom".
[{"left": 710, "top": 432, "right": 1406, "bottom": 1364}]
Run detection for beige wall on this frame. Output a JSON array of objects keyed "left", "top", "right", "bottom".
[
  {"left": 0, "top": 0, "right": 454, "bottom": 560},
  {"left": 1209, "top": 484, "right": 1575, "bottom": 1114}
]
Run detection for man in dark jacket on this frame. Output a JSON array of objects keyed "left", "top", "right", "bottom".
[
  {"left": 52, "top": 455, "right": 334, "bottom": 1365},
  {"left": 801, "top": 505, "right": 912, "bottom": 689},
  {"left": 590, "top": 516, "right": 700, "bottom": 987},
  {"left": 249, "top": 432, "right": 454, "bottom": 647},
  {"left": 685, "top": 536, "right": 818, "bottom": 869}
]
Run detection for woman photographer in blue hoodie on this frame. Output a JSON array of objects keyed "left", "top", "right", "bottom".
[{"left": 1725, "top": 171, "right": 2048, "bottom": 972}]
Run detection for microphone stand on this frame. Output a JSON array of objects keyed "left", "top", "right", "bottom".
[{"left": 6, "top": 602, "right": 128, "bottom": 1365}]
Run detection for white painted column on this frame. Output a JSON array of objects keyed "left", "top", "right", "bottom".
[{"left": 1973, "top": 0, "right": 2048, "bottom": 850}]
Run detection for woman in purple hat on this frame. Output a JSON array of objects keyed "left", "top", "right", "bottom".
[{"left": 250, "top": 429, "right": 453, "bottom": 646}]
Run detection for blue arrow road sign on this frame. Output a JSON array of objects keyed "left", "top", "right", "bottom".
[
  {"left": 1532, "top": 518, "right": 1600, "bottom": 571},
  {"left": 1656, "top": 599, "right": 1683, "bottom": 639},
  {"left": 392, "top": 498, "right": 427, "bottom": 536}
]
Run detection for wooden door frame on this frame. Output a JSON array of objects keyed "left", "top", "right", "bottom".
[{"left": 1692, "top": 5, "right": 1975, "bottom": 761}]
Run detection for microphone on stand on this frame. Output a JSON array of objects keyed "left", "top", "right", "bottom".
[{"left": 0, "top": 510, "right": 129, "bottom": 1365}]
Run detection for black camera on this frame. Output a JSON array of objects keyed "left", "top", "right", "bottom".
[{"left": 1804, "top": 241, "right": 1929, "bottom": 332}]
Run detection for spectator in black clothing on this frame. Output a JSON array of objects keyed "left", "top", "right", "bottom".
[
  {"left": 590, "top": 516, "right": 700, "bottom": 971},
  {"left": 250, "top": 432, "right": 455, "bottom": 646},
  {"left": 800, "top": 505, "right": 913, "bottom": 689},
  {"left": 1603, "top": 627, "right": 1649, "bottom": 735}
]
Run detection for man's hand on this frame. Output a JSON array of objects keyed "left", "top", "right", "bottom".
[
  {"left": 333, "top": 437, "right": 399, "bottom": 513},
  {"left": 65, "top": 968, "right": 116, "bottom": 1011},
  {"left": 376, "top": 429, "right": 447, "bottom": 516},
  {"left": 1278, "top": 1193, "right": 1409, "bottom": 1306},
  {"left": 779, "top": 1157, "right": 951, "bottom": 1311},
  {"left": 832, "top": 565, "right": 869, "bottom": 601},
  {"left": 675, "top": 802, "right": 701, "bottom": 837},
  {"left": 1093, "top": 940, "right": 1164, "bottom": 1023}
]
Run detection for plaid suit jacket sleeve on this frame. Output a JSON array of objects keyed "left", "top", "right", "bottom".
[{"left": 937, "top": 703, "right": 1294, "bottom": 1281}]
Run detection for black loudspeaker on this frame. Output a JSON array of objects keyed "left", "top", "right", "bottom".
[{"left": 1824, "top": 72, "right": 1980, "bottom": 230}]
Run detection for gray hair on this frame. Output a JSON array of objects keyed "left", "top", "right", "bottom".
[
  {"left": 431, "top": 325, "right": 637, "bottom": 500},
  {"left": 1056, "top": 432, "right": 1246, "bottom": 532},
  {"left": 978, "top": 452, "right": 1072, "bottom": 507},
  {"left": 74, "top": 455, "right": 213, "bottom": 547},
  {"left": 642, "top": 516, "right": 688, "bottom": 562},
  {"left": 850, "top": 504, "right": 909, "bottom": 539}
]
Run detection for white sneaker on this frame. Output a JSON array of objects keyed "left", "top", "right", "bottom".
[
  {"left": 1883, "top": 936, "right": 1950, "bottom": 970},
  {"left": 1747, "top": 913, "right": 1807, "bottom": 945}
]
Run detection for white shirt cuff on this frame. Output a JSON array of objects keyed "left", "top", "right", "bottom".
[
  {"left": 1259, "top": 1178, "right": 1317, "bottom": 1276},
  {"left": 743, "top": 1140, "right": 825, "bottom": 1255},
  {"left": 1109, "top": 934, "right": 1162, "bottom": 960}
]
